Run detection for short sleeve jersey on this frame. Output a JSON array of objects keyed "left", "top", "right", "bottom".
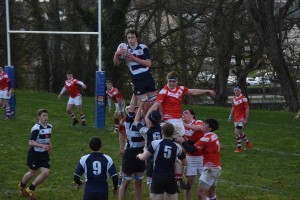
[
  {"left": 29, "top": 123, "right": 52, "bottom": 153},
  {"left": 0, "top": 71, "right": 10, "bottom": 90},
  {"left": 194, "top": 132, "right": 220, "bottom": 167},
  {"left": 106, "top": 87, "right": 124, "bottom": 103},
  {"left": 117, "top": 43, "right": 151, "bottom": 79},
  {"left": 156, "top": 85, "right": 189, "bottom": 120},
  {"left": 184, "top": 119, "right": 204, "bottom": 156},
  {"left": 74, "top": 152, "right": 117, "bottom": 193},
  {"left": 148, "top": 139, "right": 186, "bottom": 174},
  {"left": 232, "top": 94, "right": 249, "bottom": 122},
  {"left": 64, "top": 78, "right": 81, "bottom": 98},
  {"left": 136, "top": 124, "right": 162, "bottom": 150}
]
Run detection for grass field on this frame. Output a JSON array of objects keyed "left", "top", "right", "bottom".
[{"left": 0, "top": 90, "right": 299, "bottom": 200}]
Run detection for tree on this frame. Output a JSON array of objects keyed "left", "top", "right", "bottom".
[{"left": 249, "top": 0, "right": 299, "bottom": 111}]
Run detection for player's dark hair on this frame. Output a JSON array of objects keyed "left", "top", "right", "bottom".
[
  {"left": 148, "top": 110, "right": 161, "bottom": 126},
  {"left": 126, "top": 29, "right": 139, "bottom": 38},
  {"left": 89, "top": 136, "right": 102, "bottom": 151},
  {"left": 162, "top": 123, "right": 174, "bottom": 138},
  {"left": 204, "top": 118, "right": 219, "bottom": 132},
  {"left": 66, "top": 71, "right": 73, "bottom": 75},
  {"left": 187, "top": 109, "right": 196, "bottom": 119},
  {"left": 37, "top": 109, "right": 48, "bottom": 116}
]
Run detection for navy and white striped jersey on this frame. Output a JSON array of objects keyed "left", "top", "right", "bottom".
[
  {"left": 148, "top": 139, "right": 186, "bottom": 174},
  {"left": 117, "top": 43, "right": 151, "bottom": 79},
  {"left": 125, "top": 112, "right": 145, "bottom": 155},
  {"left": 136, "top": 123, "right": 162, "bottom": 150},
  {"left": 29, "top": 123, "right": 52, "bottom": 152},
  {"left": 74, "top": 152, "right": 117, "bottom": 193}
]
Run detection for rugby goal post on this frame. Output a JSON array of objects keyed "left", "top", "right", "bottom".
[{"left": 5, "top": 0, "right": 105, "bottom": 128}]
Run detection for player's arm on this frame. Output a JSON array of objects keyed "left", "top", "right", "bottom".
[
  {"left": 145, "top": 102, "right": 160, "bottom": 121},
  {"left": 126, "top": 54, "right": 151, "bottom": 68},
  {"left": 28, "top": 140, "right": 51, "bottom": 151},
  {"left": 77, "top": 81, "right": 87, "bottom": 89},
  {"left": 183, "top": 122, "right": 202, "bottom": 131},
  {"left": 113, "top": 45, "right": 127, "bottom": 66},
  {"left": 187, "top": 89, "right": 215, "bottom": 96},
  {"left": 107, "top": 96, "right": 112, "bottom": 112},
  {"left": 244, "top": 106, "right": 249, "bottom": 125},
  {"left": 58, "top": 87, "right": 67, "bottom": 100},
  {"left": 176, "top": 136, "right": 198, "bottom": 154},
  {"left": 228, "top": 106, "right": 234, "bottom": 122},
  {"left": 136, "top": 150, "right": 152, "bottom": 160},
  {"left": 73, "top": 173, "right": 83, "bottom": 188}
]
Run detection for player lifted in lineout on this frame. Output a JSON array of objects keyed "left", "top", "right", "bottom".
[{"left": 113, "top": 29, "right": 157, "bottom": 105}]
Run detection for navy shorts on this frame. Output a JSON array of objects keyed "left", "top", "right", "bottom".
[
  {"left": 27, "top": 149, "right": 50, "bottom": 170},
  {"left": 146, "top": 158, "right": 154, "bottom": 177},
  {"left": 132, "top": 74, "right": 157, "bottom": 95},
  {"left": 83, "top": 192, "right": 108, "bottom": 200},
  {"left": 122, "top": 153, "right": 145, "bottom": 175},
  {"left": 151, "top": 172, "right": 179, "bottom": 194}
]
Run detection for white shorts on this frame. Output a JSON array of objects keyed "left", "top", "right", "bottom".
[
  {"left": 165, "top": 118, "right": 185, "bottom": 137},
  {"left": 185, "top": 156, "right": 203, "bottom": 176},
  {"left": 115, "top": 101, "right": 125, "bottom": 113},
  {"left": 67, "top": 95, "right": 82, "bottom": 106},
  {"left": 234, "top": 121, "right": 244, "bottom": 128},
  {"left": 199, "top": 167, "right": 221, "bottom": 188},
  {"left": 0, "top": 90, "right": 10, "bottom": 99}
]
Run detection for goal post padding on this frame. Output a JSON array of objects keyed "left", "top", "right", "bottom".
[
  {"left": 95, "top": 71, "right": 106, "bottom": 128},
  {"left": 4, "top": 66, "right": 16, "bottom": 118}
]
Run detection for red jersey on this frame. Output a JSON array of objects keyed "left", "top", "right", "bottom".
[
  {"left": 64, "top": 78, "right": 81, "bottom": 98},
  {"left": 232, "top": 94, "right": 249, "bottom": 122},
  {"left": 184, "top": 119, "right": 204, "bottom": 156},
  {"left": 106, "top": 87, "right": 124, "bottom": 103},
  {"left": 156, "top": 85, "right": 188, "bottom": 120},
  {"left": 194, "top": 132, "right": 220, "bottom": 167},
  {"left": 0, "top": 71, "right": 10, "bottom": 90}
]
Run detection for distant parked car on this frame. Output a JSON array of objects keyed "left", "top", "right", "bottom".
[
  {"left": 255, "top": 77, "right": 271, "bottom": 86},
  {"left": 227, "top": 79, "right": 236, "bottom": 86},
  {"left": 246, "top": 77, "right": 259, "bottom": 86}
]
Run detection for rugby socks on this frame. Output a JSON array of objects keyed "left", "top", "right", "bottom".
[
  {"left": 20, "top": 182, "right": 26, "bottom": 188},
  {"left": 80, "top": 114, "right": 85, "bottom": 122},
  {"left": 69, "top": 111, "right": 76, "bottom": 119},
  {"left": 240, "top": 133, "right": 249, "bottom": 144},
  {"left": 29, "top": 184, "right": 36, "bottom": 191},
  {"left": 236, "top": 135, "right": 242, "bottom": 148},
  {"left": 5, "top": 106, "right": 11, "bottom": 117}
]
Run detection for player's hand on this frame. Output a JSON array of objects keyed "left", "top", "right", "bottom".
[
  {"left": 243, "top": 119, "right": 248, "bottom": 126},
  {"left": 112, "top": 188, "right": 118, "bottom": 195},
  {"left": 108, "top": 107, "right": 111, "bottom": 112},
  {"left": 207, "top": 90, "right": 216, "bottom": 96},
  {"left": 57, "top": 95, "right": 61, "bottom": 100},
  {"left": 228, "top": 115, "right": 232, "bottom": 122},
  {"left": 125, "top": 53, "right": 135, "bottom": 62},
  {"left": 82, "top": 85, "right": 87, "bottom": 89},
  {"left": 77, "top": 181, "right": 84, "bottom": 189},
  {"left": 176, "top": 136, "right": 185, "bottom": 144},
  {"left": 294, "top": 115, "right": 299, "bottom": 120}
]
